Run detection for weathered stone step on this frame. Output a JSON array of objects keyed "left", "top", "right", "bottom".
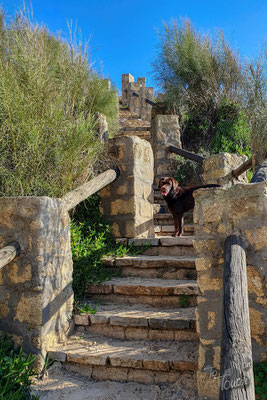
[
  {"left": 128, "top": 236, "right": 196, "bottom": 257},
  {"left": 74, "top": 304, "right": 198, "bottom": 342},
  {"left": 103, "top": 255, "right": 196, "bottom": 280},
  {"left": 87, "top": 276, "right": 198, "bottom": 307},
  {"left": 155, "top": 225, "right": 194, "bottom": 237},
  {"left": 154, "top": 212, "right": 193, "bottom": 225},
  {"left": 48, "top": 333, "right": 198, "bottom": 384},
  {"left": 120, "top": 126, "right": 151, "bottom": 132}
]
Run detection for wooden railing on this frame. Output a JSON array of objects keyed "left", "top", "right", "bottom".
[
  {"left": 62, "top": 168, "right": 120, "bottom": 212},
  {"left": 220, "top": 235, "right": 255, "bottom": 399},
  {"left": 0, "top": 241, "right": 20, "bottom": 270},
  {"left": 168, "top": 145, "right": 206, "bottom": 164},
  {"left": 125, "top": 88, "right": 156, "bottom": 106}
]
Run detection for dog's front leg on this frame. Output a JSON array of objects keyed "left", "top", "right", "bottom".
[
  {"left": 177, "top": 214, "right": 184, "bottom": 237},
  {"left": 173, "top": 215, "right": 179, "bottom": 237}
]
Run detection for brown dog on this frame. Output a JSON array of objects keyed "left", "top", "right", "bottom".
[{"left": 159, "top": 177, "right": 219, "bottom": 237}]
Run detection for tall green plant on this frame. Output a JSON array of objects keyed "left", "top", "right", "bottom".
[
  {"left": 152, "top": 20, "right": 251, "bottom": 154},
  {"left": 0, "top": 10, "right": 118, "bottom": 197},
  {"left": 0, "top": 335, "right": 38, "bottom": 400}
]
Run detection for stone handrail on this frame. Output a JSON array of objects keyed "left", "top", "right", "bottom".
[
  {"left": 0, "top": 241, "right": 20, "bottom": 269},
  {"left": 62, "top": 168, "right": 120, "bottom": 211}
]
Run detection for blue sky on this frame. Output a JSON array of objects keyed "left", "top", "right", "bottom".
[{"left": 3, "top": 0, "right": 267, "bottom": 92}]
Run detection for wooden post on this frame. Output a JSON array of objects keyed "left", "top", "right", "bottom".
[
  {"left": 220, "top": 235, "right": 255, "bottom": 400},
  {"left": 0, "top": 241, "right": 20, "bottom": 270},
  {"left": 232, "top": 158, "right": 252, "bottom": 179},
  {"left": 62, "top": 169, "right": 118, "bottom": 211}
]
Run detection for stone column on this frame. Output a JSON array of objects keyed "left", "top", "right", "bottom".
[
  {"left": 202, "top": 153, "right": 248, "bottom": 186},
  {"left": 122, "top": 73, "right": 134, "bottom": 106},
  {"left": 193, "top": 182, "right": 267, "bottom": 399},
  {"left": 151, "top": 115, "right": 182, "bottom": 186},
  {"left": 0, "top": 197, "right": 74, "bottom": 370},
  {"left": 128, "top": 82, "right": 141, "bottom": 114},
  {"left": 140, "top": 87, "right": 154, "bottom": 121},
  {"left": 137, "top": 77, "right": 146, "bottom": 118},
  {"left": 99, "top": 136, "right": 154, "bottom": 238}
]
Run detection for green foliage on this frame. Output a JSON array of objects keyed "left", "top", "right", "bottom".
[
  {"left": 0, "top": 335, "right": 38, "bottom": 400},
  {"left": 75, "top": 303, "right": 98, "bottom": 314},
  {"left": 254, "top": 362, "right": 267, "bottom": 399},
  {"left": 152, "top": 19, "right": 255, "bottom": 156},
  {"left": 172, "top": 155, "right": 204, "bottom": 186},
  {"left": 70, "top": 194, "right": 146, "bottom": 300},
  {"left": 210, "top": 100, "right": 251, "bottom": 157},
  {"left": 245, "top": 44, "right": 267, "bottom": 160},
  {"left": 0, "top": 10, "right": 118, "bottom": 197},
  {"left": 178, "top": 294, "right": 190, "bottom": 308}
]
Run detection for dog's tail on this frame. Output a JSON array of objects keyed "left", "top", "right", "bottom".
[{"left": 193, "top": 184, "right": 221, "bottom": 190}]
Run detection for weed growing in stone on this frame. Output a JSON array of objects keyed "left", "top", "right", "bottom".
[{"left": 0, "top": 335, "right": 39, "bottom": 400}]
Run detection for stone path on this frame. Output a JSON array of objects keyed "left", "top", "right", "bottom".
[{"left": 43, "top": 101, "right": 199, "bottom": 398}]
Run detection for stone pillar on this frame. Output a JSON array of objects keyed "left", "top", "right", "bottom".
[
  {"left": 99, "top": 136, "right": 154, "bottom": 238},
  {"left": 193, "top": 183, "right": 267, "bottom": 399},
  {"left": 122, "top": 73, "right": 134, "bottom": 106},
  {"left": 151, "top": 115, "right": 182, "bottom": 186},
  {"left": 0, "top": 197, "right": 74, "bottom": 370},
  {"left": 95, "top": 112, "right": 109, "bottom": 142},
  {"left": 202, "top": 153, "right": 248, "bottom": 186},
  {"left": 140, "top": 87, "right": 154, "bottom": 121},
  {"left": 137, "top": 77, "right": 146, "bottom": 118},
  {"left": 128, "top": 82, "right": 141, "bottom": 114}
]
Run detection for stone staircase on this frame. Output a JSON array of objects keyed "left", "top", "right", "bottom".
[
  {"left": 47, "top": 101, "right": 198, "bottom": 398},
  {"left": 118, "top": 105, "right": 151, "bottom": 141}
]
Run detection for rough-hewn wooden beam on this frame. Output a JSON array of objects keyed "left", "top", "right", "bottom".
[
  {"left": 220, "top": 235, "right": 255, "bottom": 400},
  {"left": 63, "top": 169, "right": 119, "bottom": 211},
  {"left": 0, "top": 241, "right": 20, "bottom": 270},
  {"left": 169, "top": 145, "right": 206, "bottom": 164},
  {"left": 232, "top": 158, "right": 252, "bottom": 179}
]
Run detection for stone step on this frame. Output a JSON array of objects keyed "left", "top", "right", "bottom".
[
  {"left": 154, "top": 212, "right": 193, "bottom": 225},
  {"left": 155, "top": 225, "right": 194, "bottom": 237},
  {"left": 103, "top": 255, "right": 196, "bottom": 280},
  {"left": 48, "top": 333, "right": 198, "bottom": 384},
  {"left": 120, "top": 126, "right": 151, "bottom": 132},
  {"left": 87, "top": 276, "right": 198, "bottom": 308},
  {"left": 74, "top": 304, "right": 198, "bottom": 342},
  {"left": 128, "top": 236, "right": 196, "bottom": 257}
]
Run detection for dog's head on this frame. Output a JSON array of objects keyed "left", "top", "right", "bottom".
[{"left": 158, "top": 177, "right": 179, "bottom": 197}]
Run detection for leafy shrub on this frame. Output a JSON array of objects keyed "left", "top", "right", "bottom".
[
  {"left": 254, "top": 362, "right": 267, "bottom": 399},
  {"left": 71, "top": 195, "right": 141, "bottom": 300},
  {"left": 210, "top": 100, "right": 251, "bottom": 157},
  {"left": 0, "top": 335, "right": 38, "bottom": 400},
  {"left": 0, "top": 10, "right": 118, "bottom": 197}
]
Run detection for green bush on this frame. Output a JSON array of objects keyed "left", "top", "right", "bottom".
[
  {"left": 172, "top": 155, "right": 204, "bottom": 186},
  {"left": 71, "top": 195, "right": 136, "bottom": 300},
  {"left": 254, "top": 362, "right": 267, "bottom": 399},
  {"left": 0, "top": 10, "right": 118, "bottom": 197},
  {"left": 211, "top": 100, "right": 251, "bottom": 157},
  {"left": 0, "top": 335, "right": 38, "bottom": 400}
]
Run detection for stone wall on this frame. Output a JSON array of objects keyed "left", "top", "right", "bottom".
[
  {"left": 151, "top": 115, "right": 182, "bottom": 186},
  {"left": 121, "top": 73, "right": 154, "bottom": 121},
  {"left": 193, "top": 183, "right": 267, "bottom": 399},
  {"left": 100, "top": 135, "right": 154, "bottom": 238},
  {"left": 0, "top": 197, "right": 74, "bottom": 370},
  {"left": 202, "top": 153, "right": 249, "bottom": 186}
]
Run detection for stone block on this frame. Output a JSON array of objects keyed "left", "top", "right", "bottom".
[
  {"left": 74, "top": 314, "right": 89, "bottom": 326},
  {"left": 125, "top": 327, "right": 148, "bottom": 340}
]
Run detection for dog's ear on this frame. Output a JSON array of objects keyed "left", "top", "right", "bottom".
[
  {"left": 158, "top": 177, "right": 165, "bottom": 188},
  {"left": 170, "top": 177, "right": 179, "bottom": 190}
]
